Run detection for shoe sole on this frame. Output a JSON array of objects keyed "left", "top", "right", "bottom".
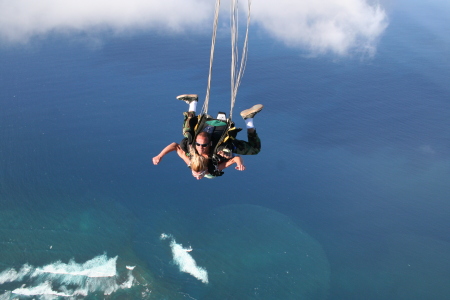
[
  {"left": 176, "top": 94, "right": 198, "bottom": 101},
  {"left": 240, "top": 104, "right": 264, "bottom": 118}
]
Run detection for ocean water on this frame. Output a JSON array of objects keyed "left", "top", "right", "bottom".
[{"left": 1, "top": 1, "right": 450, "bottom": 299}]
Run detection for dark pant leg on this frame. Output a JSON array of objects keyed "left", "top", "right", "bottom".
[
  {"left": 232, "top": 131, "right": 261, "bottom": 155},
  {"left": 182, "top": 111, "right": 198, "bottom": 142}
]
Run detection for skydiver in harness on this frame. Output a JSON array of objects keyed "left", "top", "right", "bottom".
[{"left": 152, "top": 94, "right": 263, "bottom": 180}]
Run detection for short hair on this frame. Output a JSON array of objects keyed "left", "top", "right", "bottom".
[{"left": 196, "top": 131, "right": 210, "bottom": 142}]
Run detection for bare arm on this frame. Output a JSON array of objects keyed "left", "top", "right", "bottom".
[
  {"left": 152, "top": 142, "right": 178, "bottom": 165},
  {"left": 218, "top": 156, "right": 246, "bottom": 171},
  {"left": 175, "top": 144, "right": 191, "bottom": 166}
]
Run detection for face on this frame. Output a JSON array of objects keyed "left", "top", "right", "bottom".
[
  {"left": 195, "top": 135, "right": 210, "bottom": 156},
  {"left": 192, "top": 169, "right": 207, "bottom": 180}
]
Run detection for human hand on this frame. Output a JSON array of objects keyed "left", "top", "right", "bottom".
[
  {"left": 152, "top": 156, "right": 162, "bottom": 165},
  {"left": 235, "top": 164, "right": 246, "bottom": 171}
]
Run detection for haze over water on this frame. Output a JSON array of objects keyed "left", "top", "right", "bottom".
[{"left": 1, "top": 0, "right": 449, "bottom": 299}]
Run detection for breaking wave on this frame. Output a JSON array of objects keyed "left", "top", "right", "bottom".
[
  {"left": 0, "top": 254, "right": 135, "bottom": 299},
  {"left": 160, "top": 233, "right": 208, "bottom": 284}
]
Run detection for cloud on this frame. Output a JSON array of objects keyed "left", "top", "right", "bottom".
[
  {"left": 0, "top": 0, "right": 388, "bottom": 55},
  {"left": 252, "top": 0, "right": 388, "bottom": 56},
  {"left": 0, "top": 0, "right": 213, "bottom": 42}
]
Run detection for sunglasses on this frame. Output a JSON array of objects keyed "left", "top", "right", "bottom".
[
  {"left": 195, "top": 142, "right": 209, "bottom": 147},
  {"left": 192, "top": 170, "right": 207, "bottom": 177}
]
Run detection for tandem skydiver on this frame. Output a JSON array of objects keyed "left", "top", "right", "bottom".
[{"left": 152, "top": 94, "right": 263, "bottom": 180}]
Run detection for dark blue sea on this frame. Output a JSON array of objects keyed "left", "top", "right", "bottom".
[{"left": 1, "top": 1, "right": 449, "bottom": 299}]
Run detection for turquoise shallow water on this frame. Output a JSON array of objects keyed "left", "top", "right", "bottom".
[{"left": 1, "top": 1, "right": 450, "bottom": 299}]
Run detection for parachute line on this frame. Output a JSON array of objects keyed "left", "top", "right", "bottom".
[
  {"left": 230, "top": 0, "right": 251, "bottom": 119},
  {"left": 202, "top": 0, "right": 221, "bottom": 116},
  {"left": 202, "top": 0, "right": 252, "bottom": 120}
]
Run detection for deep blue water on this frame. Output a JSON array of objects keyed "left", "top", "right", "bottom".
[{"left": 1, "top": 1, "right": 450, "bottom": 299}]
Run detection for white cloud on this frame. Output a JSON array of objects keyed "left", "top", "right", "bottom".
[
  {"left": 0, "top": 0, "right": 388, "bottom": 55},
  {"left": 252, "top": 0, "right": 388, "bottom": 56},
  {"left": 0, "top": 0, "right": 213, "bottom": 42}
]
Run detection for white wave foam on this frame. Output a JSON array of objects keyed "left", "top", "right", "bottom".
[
  {"left": 160, "top": 233, "right": 171, "bottom": 240},
  {"left": 0, "top": 254, "right": 136, "bottom": 298},
  {"left": 0, "top": 264, "right": 33, "bottom": 284},
  {"left": 33, "top": 255, "right": 117, "bottom": 278},
  {"left": 0, "top": 291, "right": 12, "bottom": 300},
  {"left": 12, "top": 281, "right": 71, "bottom": 297},
  {"left": 120, "top": 267, "right": 136, "bottom": 289},
  {"left": 161, "top": 233, "right": 208, "bottom": 284}
]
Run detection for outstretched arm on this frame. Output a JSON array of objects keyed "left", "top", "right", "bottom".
[
  {"left": 218, "top": 156, "right": 246, "bottom": 171},
  {"left": 153, "top": 142, "right": 178, "bottom": 165},
  {"left": 175, "top": 144, "right": 191, "bottom": 166}
]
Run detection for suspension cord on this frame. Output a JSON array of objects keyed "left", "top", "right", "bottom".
[
  {"left": 202, "top": 0, "right": 252, "bottom": 120},
  {"left": 230, "top": 0, "right": 251, "bottom": 120},
  {"left": 202, "top": 0, "right": 221, "bottom": 116}
]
